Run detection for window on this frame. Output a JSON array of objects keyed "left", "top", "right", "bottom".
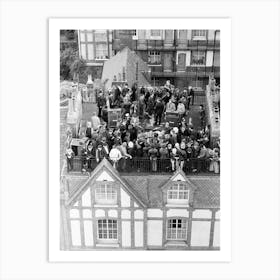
[
  {"left": 95, "top": 30, "right": 107, "bottom": 42},
  {"left": 86, "top": 32, "right": 93, "bottom": 42},
  {"left": 148, "top": 51, "right": 161, "bottom": 64},
  {"left": 167, "top": 183, "right": 189, "bottom": 203},
  {"left": 192, "top": 30, "right": 207, "bottom": 39},
  {"left": 178, "top": 30, "right": 187, "bottom": 40},
  {"left": 98, "top": 219, "right": 118, "bottom": 240},
  {"left": 95, "top": 183, "right": 117, "bottom": 204},
  {"left": 87, "top": 44, "right": 94, "bottom": 60},
  {"left": 167, "top": 218, "right": 187, "bottom": 240},
  {"left": 150, "top": 29, "right": 161, "bottom": 37},
  {"left": 80, "top": 43, "right": 87, "bottom": 59},
  {"left": 191, "top": 51, "right": 206, "bottom": 65},
  {"left": 80, "top": 32, "right": 86, "bottom": 42},
  {"left": 95, "top": 43, "right": 108, "bottom": 59}
]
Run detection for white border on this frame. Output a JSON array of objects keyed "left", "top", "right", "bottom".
[{"left": 49, "top": 18, "right": 231, "bottom": 262}]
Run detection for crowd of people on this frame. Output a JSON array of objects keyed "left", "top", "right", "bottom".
[{"left": 65, "top": 80, "right": 220, "bottom": 174}]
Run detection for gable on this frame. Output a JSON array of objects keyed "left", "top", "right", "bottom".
[
  {"left": 161, "top": 169, "right": 197, "bottom": 191},
  {"left": 66, "top": 159, "right": 146, "bottom": 208},
  {"left": 172, "top": 173, "right": 186, "bottom": 182},
  {"left": 96, "top": 170, "right": 114, "bottom": 182}
]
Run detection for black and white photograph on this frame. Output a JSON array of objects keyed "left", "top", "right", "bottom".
[
  {"left": 59, "top": 28, "right": 221, "bottom": 251},
  {"left": 1, "top": 1, "right": 280, "bottom": 279}
]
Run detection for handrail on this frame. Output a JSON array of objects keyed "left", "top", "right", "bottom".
[{"left": 66, "top": 156, "right": 220, "bottom": 175}]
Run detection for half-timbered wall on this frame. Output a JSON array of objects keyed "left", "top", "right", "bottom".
[
  {"left": 62, "top": 167, "right": 220, "bottom": 250},
  {"left": 65, "top": 170, "right": 146, "bottom": 250}
]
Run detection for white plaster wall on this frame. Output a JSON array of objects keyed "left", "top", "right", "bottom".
[
  {"left": 213, "top": 221, "right": 220, "bottom": 247},
  {"left": 96, "top": 171, "right": 114, "bottom": 182},
  {"left": 120, "top": 188, "right": 130, "bottom": 207},
  {"left": 147, "top": 220, "right": 162, "bottom": 246},
  {"left": 121, "top": 209, "right": 131, "bottom": 219},
  {"left": 70, "top": 209, "right": 79, "bottom": 218},
  {"left": 83, "top": 220, "right": 94, "bottom": 246},
  {"left": 167, "top": 209, "right": 189, "bottom": 217},
  {"left": 108, "top": 209, "right": 118, "bottom": 218},
  {"left": 82, "top": 209, "right": 92, "bottom": 219},
  {"left": 191, "top": 221, "right": 211, "bottom": 247},
  {"left": 147, "top": 209, "right": 163, "bottom": 218},
  {"left": 82, "top": 188, "right": 91, "bottom": 206},
  {"left": 206, "top": 51, "right": 214, "bottom": 67},
  {"left": 134, "top": 221, "right": 144, "bottom": 247},
  {"left": 134, "top": 209, "right": 144, "bottom": 219},
  {"left": 122, "top": 221, "right": 131, "bottom": 247},
  {"left": 70, "top": 220, "right": 81, "bottom": 246},
  {"left": 172, "top": 174, "right": 186, "bottom": 181},
  {"left": 192, "top": 209, "right": 212, "bottom": 219},
  {"left": 215, "top": 210, "right": 220, "bottom": 219},
  {"left": 134, "top": 202, "right": 139, "bottom": 208},
  {"left": 95, "top": 209, "right": 105, "bottom": 217}
]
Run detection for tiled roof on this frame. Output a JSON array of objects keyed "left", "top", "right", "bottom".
[
  {"left": 67, "top": 176, "right": 88, "bottom": 196},
  {"left": 191, "top": 177, "right": 220, "bottom": 208},
  {"left": 122, "top": 175, "right": 168, "bottom": 208},
  {"left": 64, "top": 159, "right": 220, "bottom": 209},
  {"left": 122, "top": 175, "right": 220, "bottom": 209}
]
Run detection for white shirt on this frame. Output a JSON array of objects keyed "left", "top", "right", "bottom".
[
  {"left": 91, "top": 115, "right": 101, "bottom": 130},
  {"left": 109, "top": 148, "right": 122, "bottom": 162}
]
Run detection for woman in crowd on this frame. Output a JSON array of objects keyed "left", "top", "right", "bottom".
[{"left": 66, "top": 82, "right": 219, "bottom": 174}]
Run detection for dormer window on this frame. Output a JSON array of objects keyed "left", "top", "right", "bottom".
[
  {"left": 95, "top": 183, "right": 117, "bottom": 205},
  {"left": 167, "top": 183, "right": 189, "bottom": 205}
]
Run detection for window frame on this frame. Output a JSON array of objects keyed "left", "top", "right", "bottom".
[
  {"left": 191, "top": 50, "right": 206, "bottom": 66},
  {"left": 95, "top": 183, "right": 117, "bottom": 205},
  {"left": 167, "top": 183, "right": 189, "bottom": 205},
  {"left": 149, "top": 29, "right": 162, "bottom": 40},
  {"left": 97, "top": 219, "right": 118, "bottom": 243},
  {"left": 166, "top": 218, "right": 188, "bottom": 240},
  {"left": 192, "top": 29, "right": 208, "bottom": 40},
  {"left": 148, "top": 51, "right": 161, "bottom": 64},
  {"left": 95, "top": 42, "right": 108, "bottom": 60}
]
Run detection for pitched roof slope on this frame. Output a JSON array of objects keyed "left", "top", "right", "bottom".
[
  {"left": 66, "top": 158, "right": 147, "bottom": 207},
  {"left": 102, "top": 47, "right": 150, "bottom": 89},
  {"left": 122, "top": 175, "right": 220, "bottom": 209},
  {"left": 63, "top": 161, "right": 220, "bottom": 209}
]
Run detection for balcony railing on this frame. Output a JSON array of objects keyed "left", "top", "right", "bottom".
[{"left": 66, "top": 157, "right": 220, "bottom": 175}]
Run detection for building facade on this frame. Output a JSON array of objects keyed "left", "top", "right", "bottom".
[
  {"left": 112, "top": 29, "right": 220, "bottom": 89},
  {"left": 60, "top": 159, "right": 220, "bottom": 250},
  {"left": 78, "top": 30, "right": 114, "bottom": 78}
]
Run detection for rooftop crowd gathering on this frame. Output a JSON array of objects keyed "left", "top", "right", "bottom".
[{"left": 65, "top": 80, "right": 220, "bottom": 174}]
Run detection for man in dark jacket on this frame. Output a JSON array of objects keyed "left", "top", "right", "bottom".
[
  {"left": 154, "top": 98, "right": 164, "bottom": 125},
  {"left": 189, "top": 86, "right": 195, "bottom": 106}
]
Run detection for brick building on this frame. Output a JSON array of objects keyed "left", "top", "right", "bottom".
[{"left": 112, "top": 29, "right": 220, "bottom": 89}]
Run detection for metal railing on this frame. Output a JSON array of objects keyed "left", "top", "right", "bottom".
[{"left": 66, "top": 156, "right": 220, "bottom": 175}]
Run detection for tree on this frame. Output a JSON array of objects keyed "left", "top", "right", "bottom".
[
  {"left": 60, "top": 47, "right": 78, "bottom": 80},
  {"left": 70, "top": 58, "right": 86, "bottom": 83}
]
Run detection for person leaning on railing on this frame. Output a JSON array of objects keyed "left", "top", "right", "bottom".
[
  {"left": 148, "top": 144, "right": 158, "bottom": 172},
  {"left": 109, "top": 144, "right": 122, "bottom": 169},
  {"left": 65, "top": 146, "right": 75, "bottom": 172}
]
